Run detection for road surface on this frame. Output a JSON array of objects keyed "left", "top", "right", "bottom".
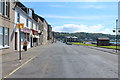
[{"left": 7, "top": 42, "right": 118, "bottom": 78}]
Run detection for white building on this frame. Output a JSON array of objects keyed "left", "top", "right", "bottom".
[{"left": 14, "top": 1, "right": 39, "bottom": 51}]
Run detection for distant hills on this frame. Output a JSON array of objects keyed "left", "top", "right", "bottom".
[{"left": 54, "top": 32, "right": 118, "bottom": 41}]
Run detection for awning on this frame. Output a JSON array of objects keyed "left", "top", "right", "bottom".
[
  {"left": 32, "top": 30, "right": 38, "bottom": 35},
  {"left": 32, "top": 35, "right": 39, "bottom": 38},
  {"left": 21, "top": 28, "right": 31, "bottom": 33}
]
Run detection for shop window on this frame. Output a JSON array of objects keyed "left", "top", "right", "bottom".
[
  {"left": 27, "top": 33, "right": 29, "bottom": 41},
  {"left": 21, "top": 32, "right": 25, "bottom": 42}
]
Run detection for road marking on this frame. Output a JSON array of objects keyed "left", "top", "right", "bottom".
[
  {"left": 3, "top": 56, "right": 36, "bottom": 79},
  {"left": 43, "top": 61, "right": 49, "bottom": 73}
]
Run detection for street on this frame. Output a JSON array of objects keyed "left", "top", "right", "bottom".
[{"left": 3, "top": 42, "right": 118, "bottom": 78}]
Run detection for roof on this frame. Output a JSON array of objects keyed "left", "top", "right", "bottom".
[
  {"left": 66, "top": 36, "right": 78, "bottom": 38},
  {"left": 97, "top": 37, "right": 109, "bottom": 40},
  {"left": 15, "top": 1, "right": 29, "bottom": 14}
]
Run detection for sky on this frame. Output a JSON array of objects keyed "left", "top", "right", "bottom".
[{"left": 22, "top": 2, "right": 118, "bottom": 34}]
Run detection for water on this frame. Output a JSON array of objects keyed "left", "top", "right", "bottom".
[
  {"left": 92, "top": 42, "right": 120, "bottom": 44},
  {"left": 110, "top": 42, "right": 120, "bottom": 44}
]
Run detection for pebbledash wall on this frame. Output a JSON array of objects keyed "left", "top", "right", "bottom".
[{"left": 0, "top": 0, "right": 15, "bottom": 54}]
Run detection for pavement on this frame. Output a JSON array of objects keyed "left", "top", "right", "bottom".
[
  {"left": 83, "top": 45, "right": 119, "bottom": 55},
  {"left": 2, "top": 44, "right": 51, "bottom": 78},
  {"left": 2, "top": 42, "right": 118, "bottom": 78}
]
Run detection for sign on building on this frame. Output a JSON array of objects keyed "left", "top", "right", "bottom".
[{"left": 17, "top": 24, "right": 24, "bottom": 29}]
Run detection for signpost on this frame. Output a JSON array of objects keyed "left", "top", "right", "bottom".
[{"left": 17, "top": 23, "right": 24, "bottom": 60}]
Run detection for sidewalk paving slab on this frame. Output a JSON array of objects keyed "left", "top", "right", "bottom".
[{"left": 2, "top": 45, "right": 50, "bottom": 78}]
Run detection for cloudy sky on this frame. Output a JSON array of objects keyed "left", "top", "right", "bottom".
[{"left": 22, "top": 2, "right": 118, "bottom": 34}]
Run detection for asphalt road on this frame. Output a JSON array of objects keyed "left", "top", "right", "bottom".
[{"left": 8, "top": 42, "right": 118, "bottom": 78}]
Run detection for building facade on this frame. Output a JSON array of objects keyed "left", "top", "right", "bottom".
[
  {"left": 14, "top": 1, "right": 41, "bottom": 51},
  {"left": 0, "top": 0, "right": 53, "bottom": 53},
  {"left": 0, "top": 0, "right": 15, "bottom": 54},
  {"left": 42, "top": 20, "right": 48, "bottom": 45},
  {"left": 47, "top": 25, "right": 53, "bottom": 43}
]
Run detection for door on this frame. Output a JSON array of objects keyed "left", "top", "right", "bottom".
[
  {"left": 15, "top": 32, "right": 17, "bottom": 50},
  {"left": 31, "top": 37, "right": 32, "bottom": 47}
]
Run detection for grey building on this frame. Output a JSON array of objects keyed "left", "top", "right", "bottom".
[
  {"left": 0, "top": 0, "right": 15, "bottom": 54},
  {"left": 65, "top": 36, "right": 78, "bottom": 42},
  {"left": 97, "top": 38, "right": 110, "bottom": 46}
]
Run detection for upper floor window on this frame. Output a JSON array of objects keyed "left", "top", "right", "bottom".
[
  {"left": 0, "top": 0, "right": 3, "bottom": 14},
  {"left": 26, "top": 18, "right": 28, "bottom": 27},
  {"left": 17, "top": 13, "right": 20, "bottom": 23},
  {"left": 5, "top": 0, "right": 10, "bottom": 17},
  {"left": 0, "top": 0, "right": 10, "bottom": 17},
  {"left": 32, "top": 22, "right": 33, "bottom": 29},
  {"left": 29, "top": 9, "right": 32, "bottom": 17}
]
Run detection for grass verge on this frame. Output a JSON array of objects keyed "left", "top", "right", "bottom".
[{"left": 71, "top": 42, "right": 120, "bottom": 49}]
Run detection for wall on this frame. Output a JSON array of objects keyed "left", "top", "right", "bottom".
[
  {"left": 0, "top": 2, "right": 15, "bottom": 54},
  {"left": 42, "top": 20, "right": 48, "bottom": 45}
]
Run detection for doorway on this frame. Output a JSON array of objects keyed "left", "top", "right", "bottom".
[{"left": 15, "top": 32, "right": 18, "bottom": 50}]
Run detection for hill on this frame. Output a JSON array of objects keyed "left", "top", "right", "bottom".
[{"left": 54, "top": 32, "right": 117, "bottom": 41}]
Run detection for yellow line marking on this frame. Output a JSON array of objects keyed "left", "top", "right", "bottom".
[
  {"left": 3, "top": 56, "right": 36, "bottom": 79},
  {"left": 42, "top": 56, "right": 50, "bottom": 74},
  {"left": 43, "top": 61, "right": 49, "bottom": 73}
]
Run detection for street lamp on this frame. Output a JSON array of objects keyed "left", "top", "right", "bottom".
[{"left": 113, "top": 19, "right": 120, "bottom": 53}]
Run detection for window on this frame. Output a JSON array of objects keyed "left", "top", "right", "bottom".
[
  {"left": 27, "top": 33, "right": 29, "bottom": 41},
  {"left": 0, "top": 27, "right": 9, "bottom": 48},
  {"left": 32, "top": 22, "right": 33, "bottom": 29},
  {"left": 26, "top": 19, "right": 28, "bottom": 27},
  {"left": 0, "top": 27, "right": 3, "bottom": 47},
  {"left": 21, "top": 33, "right": 29, "bottom": 42},
  {"left": 21, "top": 32, "right": 25, "bottom": 42},
  {"left": 4, "top": 28, "right": 9, "bottom": 46},
  {"left": 36, "top": 24, "right": 37, "bottom": 30},
  {"left": 17, "top": 13, "right": 20, "bottom": 23},
  {"left": 5, "top": 0, "right": 10, "bottom": 17},
  {"left": 0, "top": 0, "right": 3, "bottom": 14},
  {"left": 3, "top": 0, "right": 10, "bottom": 17},
  {"left": 29, "top": 9, "right": 32, "bottom": 17}
]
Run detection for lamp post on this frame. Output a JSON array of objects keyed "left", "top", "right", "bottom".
[
  {"left": 113, "top": 19, "right": 120, "bottom": 53},
  {"left": 17, "top": 24, "right": 24, "bottom": 60}
]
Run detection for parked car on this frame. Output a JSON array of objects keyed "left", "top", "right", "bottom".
[{"left": 66, "top": 42, "right": 72, "bottom": 45}]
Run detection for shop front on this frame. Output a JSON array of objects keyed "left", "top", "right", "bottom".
[
  {"left": 32, "top": 30, "right": 39, "bottom": 47},
  {"left": 15, "top": 28, "right": 31, "bottom": 51},
  {"left": 21, "top": 28, "right": 31, "bottom": 49}
]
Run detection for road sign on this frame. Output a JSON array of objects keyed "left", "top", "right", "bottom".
[{"left": 17, "top": 24, "right": 24, "bottom": 28}]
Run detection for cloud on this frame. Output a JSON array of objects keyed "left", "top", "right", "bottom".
[
  {"left": 79, "top": 5, "right": 107, "bottom": 9},
  {"left": 43, "top": 15, "right": 73, "bottom": 19},
  {"left": 19, "top": 0, "right": 118, "bottom": 2},
  {"left": 48, "top": 4, "right": 108, "bottom": 9},
  {"left": 53, "top": 24, "right": 112, "bottom": 34},
  {"left": 43, "top": 14, "right": 116, "bottom": 21}
]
